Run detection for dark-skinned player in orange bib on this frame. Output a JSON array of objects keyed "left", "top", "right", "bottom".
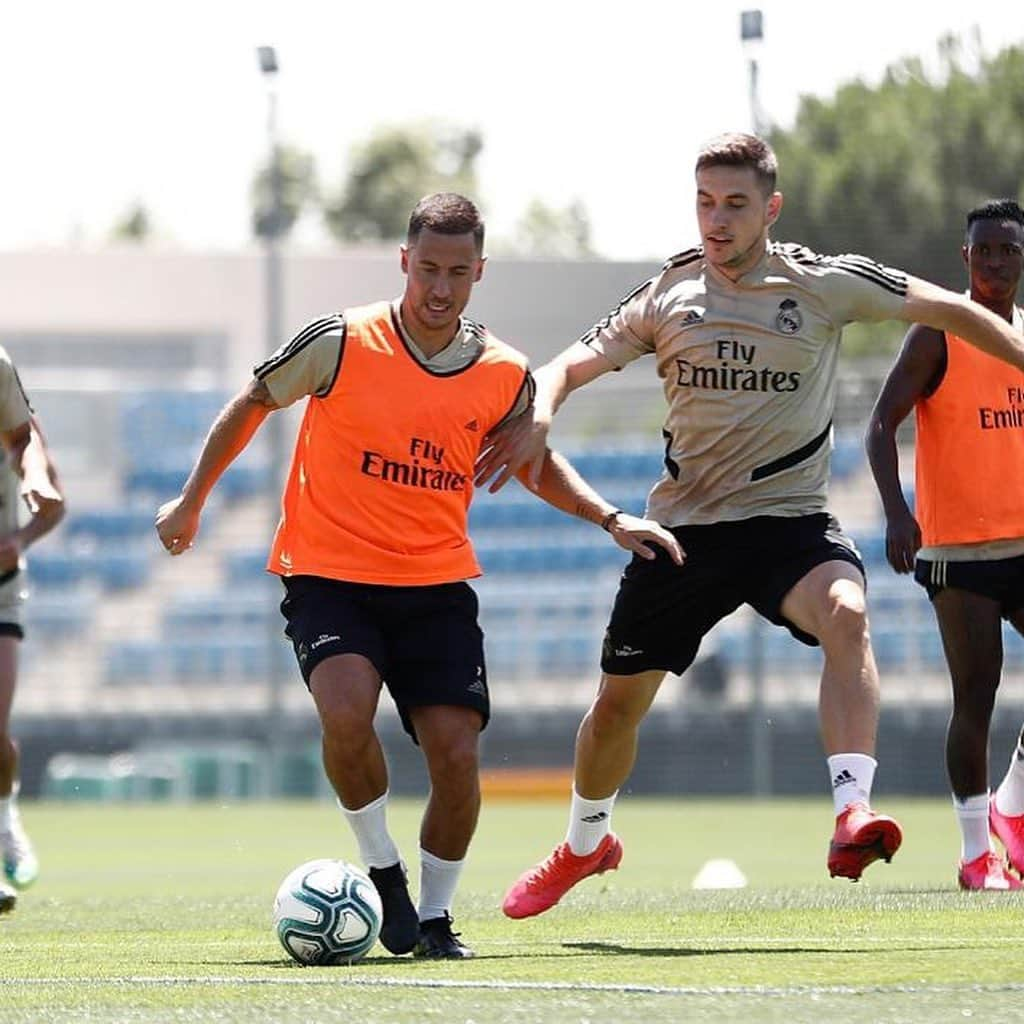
[{"left": 868, "top": 199, "right": 1024, "bottom": 890}]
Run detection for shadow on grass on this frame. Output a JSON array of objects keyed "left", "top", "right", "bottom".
[{"left": 562, "top": 941, "right": 965, "bottom": 957}]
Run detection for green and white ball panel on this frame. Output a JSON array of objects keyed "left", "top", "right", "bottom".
[{"left": 273, "top": 858, "right": 383, "bottom": 966}]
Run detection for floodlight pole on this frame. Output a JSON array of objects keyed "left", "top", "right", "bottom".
[
  {"left": 740, "top": 9, "right": 766, "bottom": 136},
  {"left": 740, "top": 11, "right": 771, "bottom": 798},
  {"left": 258, "top": 46, "right": 287, "bottom": 792}
]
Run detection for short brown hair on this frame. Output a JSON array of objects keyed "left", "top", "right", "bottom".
[
  {"left": 696, "top": 133, "right": 778, "bottom": 195},
  {"left": 407, "top": 193, "right": 485, "bottom": 250}
]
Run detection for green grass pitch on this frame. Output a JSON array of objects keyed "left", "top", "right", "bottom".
[{"left": 2, "top": 797, "right": 1024, "bottom": 1022}]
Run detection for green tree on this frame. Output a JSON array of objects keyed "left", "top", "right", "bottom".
[
  {"left": 504, "top": 199, "right": 598, "bottom": 259},
  {"left": 111, "top": 202, "right": 151, "bottom": 243},
  {"left": 771, "top": 39, "right": 1024, "bottom": 293},
  {"left": 324, "top": 122, "right": 482, "bottom": 243},
  {"left": 251, "top": 145, "right": 317, "bottom": 240}
]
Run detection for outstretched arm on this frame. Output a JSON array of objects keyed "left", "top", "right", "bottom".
[
  {"left": 519, "top": 448, "right": 684, "bottom": 564},
  {"left": 865, "top": 324, "right": 944, "bottom": 573},
  {"left": 155, "top": 378, "right": 279, "bottom": 555},
  {"left": 475, "top": 342, "right": 616, "bottom": 493},
  {"left": 902, "top": 276, "right": 1024, "bottom": 371}
]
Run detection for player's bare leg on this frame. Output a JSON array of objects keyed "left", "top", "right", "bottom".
[
  {"left": 410, "top": 704, "right": 482, "bottom": 862},
  {"left": 407, "top": 704, "right": 482, "bottom": 958},
  {"left": 0, "top": 636, "right": 17, "bottom": 799},
  {"left": 310, "top": 654, "right": 388, "bottom": 808},
  {"left": 503, "top": 671, "right": 663, "bottom": 918},
  {"left": 310, "top": 653, "right": 418, "bottom": 955},
  {"left": 783, "top": 561, "right": 878, "bottom": 754},
  {"left": 574, "top": 670, "right": 666, "bottom": 797},
  {"left": 934, "top": 589, "right": 1003, "bottom": 798},
  {"left": 0, "top": 635, "right": 35, "bottom": 891},
  {"left": 782, "top": 561, "right": 901, "bottom": 879},
  {"left": 927, "top": 588, "right": 1021, "bottom": 887}
]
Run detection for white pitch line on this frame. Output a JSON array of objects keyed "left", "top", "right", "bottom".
[
  {"left": 32, "top": 935, "right": 1024, "bottom": 947},
  {"left": 5, "top": 978, "right": 1024, "bottom": 997}
]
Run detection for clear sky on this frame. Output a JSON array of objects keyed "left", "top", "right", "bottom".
[{"left": 5, "top": 0, "right": 1024, "bottom": 259}]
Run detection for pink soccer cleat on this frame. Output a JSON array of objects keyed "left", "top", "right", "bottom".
[
  {"left": 502, "top": 833, "right": 623, "bottom": 919},
  {"left": 827, "top": 802, "right": 902, "bottom": 881},
  {"left": 990, "top": 795, "right": 1024, "bottom": 876},
  {"left": 958, "top": 850, "right": 1022, "bottom": 891}
]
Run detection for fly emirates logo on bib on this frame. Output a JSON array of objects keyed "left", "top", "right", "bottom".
[
  {"left": 360, "top": 436, "right": 468, "bottom": 492},
  {"left": 978, "top": 386, "right": 1024, "bottom": 430}
]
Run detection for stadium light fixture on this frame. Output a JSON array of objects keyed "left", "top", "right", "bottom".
[
  {"left": 740, "top": 9, "right": 763, "bottom": 43},
  {"left": 739, "top": 10, "right": 766, "bottom": 138},
  {"left": 257, "top": 46, "right": 279, "bottom": 75},
  {"left": 256, "top": 45, "right": 287, "bottom": 773}
]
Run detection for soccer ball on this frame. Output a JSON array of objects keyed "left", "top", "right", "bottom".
[{"left": 273, "top": 859, "right": 383, "bottom": 965}]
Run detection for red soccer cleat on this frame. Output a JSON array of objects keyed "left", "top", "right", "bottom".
[
  {"left": 827, "top": 802, "right": 902, "bottom": 881},
  {"left": 989, "top": 795, "right": 1024, "bottom": 876},
  {"left": 958, "top": 850, "right": 1022, "bottom": 891},
  {"left": 502, "top": 833, "right": 623, "bottom": 919}
]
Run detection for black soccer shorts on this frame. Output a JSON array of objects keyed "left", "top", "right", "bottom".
[
  {"left": 915, "top": 552, "right": 1024, "bottom": 616},
  {"left": 600, "top": 513, "right": 865, "bottom": 676},
  {"left": 279, "top": 575, "right": 488, "bottom": 740}
]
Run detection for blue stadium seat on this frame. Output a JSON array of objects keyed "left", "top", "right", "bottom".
[
  {"left": 28, "top": 543, "right": 151, "bottom": 592},
  {"left": 24, "top": 590, "right": 92, "bottom": 638},
  {"left": 163, "top": 592, "right": 277, "bottom": 633},
  {"left": 124, "top": 458, "right": 269, "bottom": 501},
  {"left": 1003, "top": 627, "right": 1024, "bottom": 671},
  {"left": 562, "top": 448, "right": 663, "bottom": 484},
  {"left": 849, "top": 531, "right": 887, "bottom": 568},
  {"left": 119, "top": 391, "right": 270, "bottom": 501},
  {"left": 474, "top": 536, "right": 629, "bottom": 576},
  {"left": 120, "top": 391, "right": 229, "bottom": 461},
  {"left": 27, "top": 551, "right": 88, "bottom": 588},
  {"left": 918, "top": 629, "right": 948, "bottom": 671},
  {"left": 168, "top": 636, "right": 271, "bottom": 680},
  {"left": 760, "top": 628, "right": 821, "bottom": 671},
  {"left": 831, "top": 434, "right": 864, "bottom": 480},
  {"left": 65, "top": 508, "right": 154, "bottom": 542},
  {"left": 869, "top": 626, "right": 907, "bottom": 671},
  {"left": 535, "top": 631, "right": 595, "bottom": 674},
  {"left": 90, "top": 546, "right": 152, "bottom": 590},
  {"left": 104, "top": 641, "right": 164, "bottom": 684},
  {"left": 123, "top": 464, "right": 190, "bottom": 497},
  {"left": 224, "top": 549, "right": 273, "bottom": 585}
]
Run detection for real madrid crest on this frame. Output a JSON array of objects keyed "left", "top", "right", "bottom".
[{"left": 775, "top": 298, "right": 803, "bottom": 334}]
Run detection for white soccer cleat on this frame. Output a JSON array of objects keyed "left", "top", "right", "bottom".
[
  {"left": 1, "top": 813, "right": 39, "bottom": 890},
  {"left": 0, "top": 881, "right": 15, "bottom": 914}
]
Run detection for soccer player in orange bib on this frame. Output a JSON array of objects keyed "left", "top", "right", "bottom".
[
  {"left": 868, "top": 199, "right": 1024, "bottom": 890},
  {"left": 156, "top": 193, "right": 681, "bottom": 958},
  {"left": 477, "top": 135, "right": 1024, "bottom": 918}
]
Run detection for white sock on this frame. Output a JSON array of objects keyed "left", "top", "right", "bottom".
[
  {"left": 418, "top": 848, "right": 464, "bottom": 922},
  {"left": 0, "top": 796, "right": 11, "bottom": 831},
  {"left": 565, "top": 789, "right": 617, "bottom": 855},
  {"left": 954, "top": 792, "right": 993, "bottom": 862},
  {"left": 338, "top": 791, "right": 401, "bottom": 869},
  {"left": 994, "top": 730, "right": 1024, "bottom": 816},
  {"left": 827, "top": 753, "right": 877, "bottom": 815}
]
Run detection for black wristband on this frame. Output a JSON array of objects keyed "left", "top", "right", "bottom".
[{"left": 600, "top": 509, "right": 623, "bottom": 532}]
